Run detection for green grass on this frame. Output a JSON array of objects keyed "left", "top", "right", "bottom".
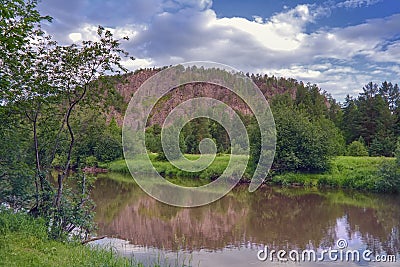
[
  {"left": 272, "top": 156, "right": 395, "bottom": 192},
  {"left": 0, "top": 210, "right": 140, "bottom": 267},
  {"left": 105, "top": 155, "right": 396, "bottom": 193},
  {"left": 104, "top": 153, "right": 248, "bottom": 186},
  {"left": 0, "top": 209, "right": 200, "bottom": 267}
]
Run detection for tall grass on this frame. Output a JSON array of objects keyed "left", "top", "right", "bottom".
[
  {"left": 105, "top": 155, "right": 397, "bottom": 193},
  {"left": 272, "top": 156, "right": 396, "bottom": 192},
  {"left": 0, "top": 209, "right": 197, "bottom": 267},
  {"left": 0, "top": 209, "right": 136, "bottom": 267},
  {"left": 105, "top": 154, "right": 248, "bottom": 186}
]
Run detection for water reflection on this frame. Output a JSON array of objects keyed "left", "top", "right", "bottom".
[{"left": 91, "top": 174, "right": 400, "bottom": 266}]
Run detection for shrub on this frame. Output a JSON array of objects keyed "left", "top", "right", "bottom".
[
  {"left": 94, "top": 134, "right": 122, "bottom": 162},
  {"left": 347, "top": 141, "right": 369, "bottom": 156},
  {"left": 374, "top": 139, "right": 400, "bottom": 193},
  {"left": 84, "top": 156, "right": 98, "bottom": 167}
]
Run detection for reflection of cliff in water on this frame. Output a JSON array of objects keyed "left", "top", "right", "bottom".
[{"left": 91, "top": 175, "right": 400, "bottom": 254}]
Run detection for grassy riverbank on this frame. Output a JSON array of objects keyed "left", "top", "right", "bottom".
[
  {"left": 272, "top": 156, "right": 396, "bottom": 191},
  {"left": 0, "top": 210, "right": 137, "bottom": 267},
  {"left": 105, "top": 155, "right": 397, "bottom": 192},
  {"left": 104, "top": 153, "right": 245, "bottom": 186}
]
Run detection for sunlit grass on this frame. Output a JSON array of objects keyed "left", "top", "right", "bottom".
[
  {"left": 272, "top": 156, "right": 395, "bottom": 192},
  {"left": 104, "top": 153, "right": 248, "bottom": 186},
  {"left": 105, "top": 155, "right": 396, "bottom": 192}
]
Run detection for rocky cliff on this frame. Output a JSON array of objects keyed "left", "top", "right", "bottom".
[{"left": 109, "top": 68, "right": 301, "bottom": 126}]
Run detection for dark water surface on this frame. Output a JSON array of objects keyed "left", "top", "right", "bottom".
[{"left": 90, "top": 173, "right": 400, "bottom": 266}]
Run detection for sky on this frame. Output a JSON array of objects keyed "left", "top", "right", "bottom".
[{"left": 37, "top": 0, "right": 400, "bottom": 102}]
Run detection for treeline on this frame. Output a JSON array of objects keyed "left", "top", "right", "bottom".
[
  {"left": 342, "top": 81, "right": 400, "bottom": 157},
  {"left": 146, "top": 81, "right": 345, "bottom": 173},
  {"left": 146, "top": 77, "right": 400, "bottom": 167}
]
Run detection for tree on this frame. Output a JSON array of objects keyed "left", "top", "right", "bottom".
[
  {"left": 145, "top": 124, "right": 162, "bottom": 153},
  {"left": 1, "top": 0, "right": 57, "bottom": 209},
  {"left": 1, "top": 1, "right": 132, "bottom": 239},
  {"left": 48, "top": 26, "right": 130, "bottom": 217},
  {"left": 347, "top": 140, "right": 369, "bottom": 157},
  {"left": 0, "top": 0, "right": 51, "bottom": 91},
  {"left": 271, "top": 105, "right": 337, "bottom": 172},
  {"left": 340, "top": 82, "right": 398, "bottom": 156}
]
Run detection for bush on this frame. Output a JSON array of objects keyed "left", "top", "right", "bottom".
[
  {"left": 375, "top": 162, "right": 400, "bottom": 193},
  {"left": 374, "top": 139, "right": 400, "bottom": 193},
  {"left": 369, "top": 136, "right": 397, "bottom": 157},
  {"left": 347, "top": 141, "right": 369, "bottom": 156},
  {"left": 94, "top": 134, "right": 122, "bottom": 162},
  {"left": 155, "top": 151, "right": 168, "bottom": 161},
  {"left": 84, "top": 156, "right": 98, "bottom": 167},
  {"left": 272, "top": 107, "right": 334, "bottom": 172}
]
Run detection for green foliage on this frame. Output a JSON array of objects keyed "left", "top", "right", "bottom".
[
  {"left": 70, "top": 107, "right": 123, "bottom": 165},
  {"left": 145, "top": 81, "right": 344, "bottom": 175},
  {"left": 375, "top": 162, "right": 400, "bottom": 193},
  {"left": 94, "top": 133, "right": 123, "bottom": 162},
  {"left": 272, "top": 156, "right": 396, "bottom": 193},
  {"left": 247, "top": 121, "right": 261, "bottom": 175},
  {"left": 145, "top": 124, "right": 162, "bottom": 153},
  {"left": 267, "top": 87, "right": 345, "bottom": 173},
  {"left": 1, "top": 0, "right": 131, "bottom": 242},
  {"left": 341, "top": 81, "right": 400, "bottom": 156},
  {"left": 369, "top": 135, "right": 397, "bottom": 157},
  {"left": 375, "top": 139, "right": 400, "bottom": 193},
  {"left": 0, "top": 169, "right": 35, "bottom": 210},
  {"left": 0, "top": 0, "right": 50, "bottom": 91},
  {"left": 155, "top": 151, "right": 168, "bottom": 161},
  {"left": 272, "top": 106, "right": 333, "bottom": 172},
  {"left": 107, "top": 154, "right": 245, "bottom": 185},
  {"left": 84, "top": 156, "right": 98, "bottom": 167},
  {"left": 347, "top": 140, "right": 369, "bottom": 156},
  {"left": 48, "top": 173, "right": 97, "bottom": 240}
]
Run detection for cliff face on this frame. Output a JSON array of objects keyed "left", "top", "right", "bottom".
[{"left": 111, "top": 69, "right": 299, "bottom": 126}]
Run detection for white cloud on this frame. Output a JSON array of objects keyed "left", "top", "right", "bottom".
[
  {"left": 336, "top": 0, "right": 382, "bottom": 8},
  {"left": 260, "top": 65, "right": 322, "bottom": 80},
  {"left": 121, "top": 57, "right": 154, "bottom": 69},
  {"left": 38, "top": 1, "right": 400, "bottom": 101},
  {"left": 68, "top": 32, "right": 82, "bottom": 42},
  {"left": 252, "top": 16, "right": 264, "bottom": 24},
  {"left": 366, "top": 41, "right": 400, "bottom": 64}
]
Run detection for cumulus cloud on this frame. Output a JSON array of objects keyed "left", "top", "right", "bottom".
[{"left": 38, "top": 0, "right": 399, "bottom": 101}]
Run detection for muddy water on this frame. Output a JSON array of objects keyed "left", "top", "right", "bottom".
[{"left": 90, "top": 174, "right": 400, "bottom": 266}]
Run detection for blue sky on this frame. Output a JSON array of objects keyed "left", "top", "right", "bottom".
[{"left": 38, "top": 0, "right": 400, "bottom": 101}]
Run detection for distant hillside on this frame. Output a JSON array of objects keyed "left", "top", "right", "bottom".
[{"left": 107, "top": 68, "right": 330, "bottom": 126}]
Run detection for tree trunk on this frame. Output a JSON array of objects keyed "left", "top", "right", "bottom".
[
  {"left": 54, "top": 89, "right": 85, "bottom": 208},
  {"left": 32, "top": 108, "right": 41, "bottom": 206}
]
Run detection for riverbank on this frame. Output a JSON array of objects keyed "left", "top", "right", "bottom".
[
  {"left": 104, "top": 155, "right": 397, "bottom": 193},
  {"left": 272, "top": 156, "right": 396, "bottom": 192},
  {"left": 0, "top": 210, "right": 137, "bottom": 267},
  {"left": 103, "top": 153, "right": 236, "bottom": 186}
]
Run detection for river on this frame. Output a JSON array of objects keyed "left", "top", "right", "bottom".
[{"left": 90, "top": 173, "right": 400, "bottom": 267}]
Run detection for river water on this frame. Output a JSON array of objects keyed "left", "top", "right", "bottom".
[{"left": 90, "top": 173, "right": 400, "bottom": 267}]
